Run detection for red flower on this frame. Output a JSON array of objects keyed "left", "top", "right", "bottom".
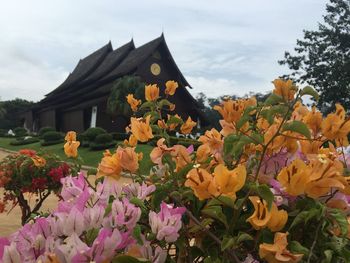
[
  {"left": 19, "top": 149, "right": 37, "bottom": 157},
  {"left": 31, "top": 178, "right": 47, "bottom": 191}
]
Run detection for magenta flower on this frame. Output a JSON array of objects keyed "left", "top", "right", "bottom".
[
  {"left": 123, "top": 182, "right": 156, "bottom": 200},
  {"left": 149, "top": 202, "right": 185, "bottom": 243}
]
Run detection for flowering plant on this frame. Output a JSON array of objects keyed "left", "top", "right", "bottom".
[
  {"left": 0, "top": 149, "right": 75, "bottom": 225},
  {"left": 1, "top": 79, "right": 350, "bottom": 262}
]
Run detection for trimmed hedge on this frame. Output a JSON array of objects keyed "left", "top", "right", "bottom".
[
  {"left": 83, "top": 127, "right": 107, "bottom": 142},
  {"left": 110, "top": 132, "right": 129, "bottom": 141},
  {"left": 41, "top": 140, "right": 63, "bottom": 146},
  {"left": 42, "top": 131, "right": 62, "bottom": 142},
  {"left": 0, "top": 129, "right": 6, "bottom": 137},
  {"left": 13, "top": 127, "right": 27, "bottom": 137},
  {"left": 10, "top": 137, "right": 40, "bottom": 146},
  {"left": 89, "top": 141, "right": 116, "bottom": 151},
  {"left": 39, "top": 127, "right": 55, "bottom": 137},
  {"left": 94, "top": 133, "right": 113, "bottom": 144}
]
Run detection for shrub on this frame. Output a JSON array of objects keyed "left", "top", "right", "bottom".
[
  {"left": 41, "top": 140, "right": 63, "bottom": 146},
  {"left": 10, "top": 137, "right": 39, "bottom": 146},
  {"left": 13, "top": 127, "right": 27, "bottom": 137},
  {"left": 38, "top": 126, "right": 55, "bottom": 137},
  {"left": 0, "top": 129, "right": 6, "bottom": 137},
  {"left": 94, "top": 133, "right": 113, "bottom": 144},
  {"left": 42, "top": 131, "right": 62, "bottom": 142},
  {"left": 83, "top": 127, "right": 106, "bottom": 142},
  {"left": 89, "top": 141, "right": 116, "bottom": 151},
  {"left": 110, "top": 132, "right": 129, "bottom": 141}
]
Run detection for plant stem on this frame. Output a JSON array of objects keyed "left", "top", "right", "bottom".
[{"left": 307, "top": 219, "right": 323, "bottom": 263}]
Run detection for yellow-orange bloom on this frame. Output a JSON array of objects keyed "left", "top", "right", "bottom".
[
  {"left": 172, "top": 145, "right": 192, "bottom": 172},
  {"left": 64, "top": 141, "right": 80, "bottom": 158},
  {"left": 273, "top": 79, "right": 296, "bottom": 102},
  {"left": 145, "top": 84, "right": 159, "bottom": 102},
  {"left": 277, "top": 159, "right": 309, "bottom": 196},
  {"left": 126, "top": 94, "right": 141, "bottom": 112},
  {"left": 208, "top": 164, "right": 246, "bottom": 200},
  {"left": 45, "top": 253, "right": 61, "bottom": 263},
  {"left": 303, "top": 106, "right": 322, "bottom": 136},
  {"left": 321, "top": 104, "right": 350, "bottom": 146},
  {"left": 185, "top": 168, "right": 213, "bottom": 200},
  {"left": 64, "top": 131, "right": 77, "bottom": 142},
  {"left": 165, "top": 80, "right": 179, "bottom": 96},
  {"left": 198, "top": 128, "right": 223, "bottom": 155},
  {"left": 259, "top": 232, "right": 303, "bottom": 263},
  {"left": 196, "top": 144, "right": 211, "bottom": 163},
  {"left": 150, "top": 138, "right": 174, "bottom": 165},
  {"left": 117, "top": 146, "right": 139, "bottom": 173},
  {"left": 247, "top": 196, "right": 287, "bottom": 232},
  {"left": 167, "top": 114, "right": 182, "bottom": 131},
  {"left": 31, "top": 155, "right": 46, "bottom": 167},
  {"left": 157, "top": 119, "right": 167, "bottom": 129},
  {"left": 96, "top": 151, "right": 122, "bottom": 180},
  {"left": 130, "top": 115, "right": 154, "bottom": 142},
  {"left": 180, "top": 116, "right": 197, "bottom": 134},
  {"left": 124, "top": 134, "right": 138, "bottom": 147}
]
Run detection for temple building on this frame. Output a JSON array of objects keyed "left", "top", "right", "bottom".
[{"left": 24, "top": 34, "right": 207, "bottom": 133}]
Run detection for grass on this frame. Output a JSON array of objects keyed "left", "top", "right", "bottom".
[{"left": 0, "top": 137, "right": 153, "bottom": 175}]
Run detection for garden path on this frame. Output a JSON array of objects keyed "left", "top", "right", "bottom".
[{"left": 0, "top": 149, "right": 132, "bottom": 237}]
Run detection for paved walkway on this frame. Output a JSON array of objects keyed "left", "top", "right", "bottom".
[{"left": 0, "top": 150, "right": 131, "bottom": 237}]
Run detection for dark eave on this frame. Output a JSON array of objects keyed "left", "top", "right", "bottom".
[{"left": 44, "top": 42, "right": 113, "bottom": 98}]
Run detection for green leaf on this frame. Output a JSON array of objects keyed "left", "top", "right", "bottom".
[
  {"left": 139, "top": 101, "right": 154, "bottom": 110},
  {"left": 223, "top": 134, "right": 240, "bottom": 155},
  {"left": 236, "top": 232, "right": 254, "bottom": 244},
  {"left": 132, "top": 224, "right": 143, "bottom": 245},
  {"left": 321, "top": 250, "right": 333, "bottom": 263},
  {"left": 289, "top": 241, "right": 309, "bottom": 257},
  {"left": 189, "top": 218, "right": 214, "bottom": 233},
  {"left": 300, "top": 86, "right": 319, "bottom": 101},
  {"left": 129, "top": 197, "right": 147, "bottom": 211},
  {"left": 221, "top": 236, "right": 235, "bottom": 251},
  {"left": 112, "top": 255, "right": 146, "bottom": 263},
  {"left": 289, "top": 208, "right": 320, "bottom": 229},
  {"left": 329, "top": 209, "right": 349, "bottom": 236},
  {"left": 158, "top": 99, "right": 172, "bottom": 108},
  {"left": 167, "top": 115, "right": 183, "bottom": 125},
  {"left": 202, "top": 205, "right": 228, "bottom": 228},
  {"left": 236, "top": 114, "right": 250, "bottom": 130},
  {"left": 104, "top": 202, "right": 112, "bottom": 217},
  {"left": 264, "top": 93, "right": 284, "bottom": 105},
  {"left": 256, "top": 184, "right": 274, "bottom": 210},
  {"left": 207, "top": 196, "right": 235, "bottom": 209},
  {"left": 282, "top": 120, "right": 311, "bottom": 139}
]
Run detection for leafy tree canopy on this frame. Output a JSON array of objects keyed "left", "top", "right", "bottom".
[{"left": 279, "top": 0, "right": 350, "bottom": 113}]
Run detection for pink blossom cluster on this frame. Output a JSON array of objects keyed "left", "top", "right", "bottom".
[{"left": 0, "top": 173, "right": 185, "bottom": 263}]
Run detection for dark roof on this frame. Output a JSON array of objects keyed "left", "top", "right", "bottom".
[{"left": 45, "top": 42, "right": 113, "bottom": 97}]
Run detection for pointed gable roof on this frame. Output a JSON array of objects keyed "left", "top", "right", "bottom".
[{"left": 45, "top": 42, "right": 113, "bottom": 97}]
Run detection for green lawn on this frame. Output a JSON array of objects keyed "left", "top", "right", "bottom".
[{"left": 0, "top": 137, "right": 153, "bottom": 174}]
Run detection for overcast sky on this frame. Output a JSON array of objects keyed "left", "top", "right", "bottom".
[{"left": 0, "top": 0, "right": 328, "bottom": 102}]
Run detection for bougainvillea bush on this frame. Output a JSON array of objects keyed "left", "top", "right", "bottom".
[
  {"left": 0, "top": 148, "right": 75, "bottom": 225},
  {"left": 1, "top": 79, "right": 350, "bottom": 262}
]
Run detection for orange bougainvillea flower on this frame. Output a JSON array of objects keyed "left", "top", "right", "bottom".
[
  {"left": 272, "top": 79, "right": 296, "bottom": 102},
  {"left": 172, "top": 145, "right": 192, "bottom": 172},
  {"left": 145, "top": 84, "right": 159, "bottom": 102},
  {"left": 247, "top": 196, "right": 287, "bottom": 232},
  {"left": 31, "top": 155, "right": 46, "bottom": 167},
  {"left": 208, "top": 164, "right": 246, "bottom": 200},
  {"left": 304, "top": 156, "right": 346, "bottom": 198},
  {"left": 277, "top": 159, "right": 309, "bottom": 196},
  {"left": 126, "top": 94, "right": 141, "bottom": 112},
  {"left": 321, "top": 104, "right": 350, "bottom": 146},
  {"left": 64, "top": 141, "right": 80, "bottom": 158},
  {"left": 196, "top": 144, "right": 211, "bottom": 163},
  {"left": 167, "top": 114, "right": 182, "bottom": 131},
  {"left": 165, "top": 80, "right": 179, "bottom": 96},
  {"left": 185, "top": 168, "right": 214, "bottom": 200},
  {"left": 302, "top": 106, "right": 322, "bottom": 136},
  {"left": 124, "top": 134, "right": 138, "bottom": 147},
  {"left": 259, "top": 232, "right": 303, "bottom": 263},
  {"left": 116, "top": 146, "right": 139, "bottom": 173},
  {"left": 198, "top": 128, "right": 223, "bottom": 155},
  {"left": 157, "top": 119, "right": 167, "bottom": 130},
  {"left": 180, "top": 116, "right": 197, "bottom": 134},
  {"left": 96, "top": 150, "right": 122, "bottom": 180},
  {"left": 219, "top": 120, "right": 235, "bottom": 137},
  {"left": 64, "top": 131, "right": 77, "bottom": 142},
  {"left": 130, "top": 115, "right": 154, "bottom": 142},
  {"left": 150, "top": 138, "right": 174, "bottom": 166}
]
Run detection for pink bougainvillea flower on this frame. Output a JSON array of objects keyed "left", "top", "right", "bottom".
[
  {"left": 123, "top": 182, "right": 156, "bottom": 201},
  {"left": 149, "top": 202, "right": 185, "bottom": 243}
]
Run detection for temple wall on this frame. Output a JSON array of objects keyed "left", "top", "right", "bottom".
[
  {"left": 39, "top": 110, "right": 56, "bottom": 129},
  {"left": 61, "top": 110, "right": 84, "bottom": 133}
]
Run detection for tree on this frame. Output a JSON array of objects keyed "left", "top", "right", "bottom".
[{"left": 279, "top": 0, "right": 350, "bottom": 113}]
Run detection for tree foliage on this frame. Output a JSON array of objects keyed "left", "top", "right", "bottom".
[
  {"left": 0, "top": 98, "right": 34, "bottom": 129},
  {"left": 279, "top": 0, "right": 350, "bottom": 113}
]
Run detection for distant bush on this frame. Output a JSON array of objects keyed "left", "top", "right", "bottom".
[
  {"left": 169, "top": 136, "right": 202, "bottom": 150},
  {"left": 39, "top": 127, "right": 55, "bottom": 137},
  {"left": 13, "top": 127, "right": 27, "bottom": 137},
  {"left": 83, "top": 127, "right": 106, "bottom": 142},
  {"left": 0, "top": 129, "right": 6, "bottom": 137},
  {"left": 89, "top": 141, "right": 116, "bottom": 151},
  {"left": 94, "top": 133, "right": 113, "bottom": 144},
  {"left": 10, "top": 137, "right": 39, "bottom": 146},
  {"left": 41, "top": 131, "right": 63, "bottom": 146},
  {"left": 110, "top": 132, "right": 129, "bottom": 141}
]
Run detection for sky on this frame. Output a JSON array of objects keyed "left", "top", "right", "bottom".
[{"left": 0, "top": 0, "right": 329, "bottom": 102}]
